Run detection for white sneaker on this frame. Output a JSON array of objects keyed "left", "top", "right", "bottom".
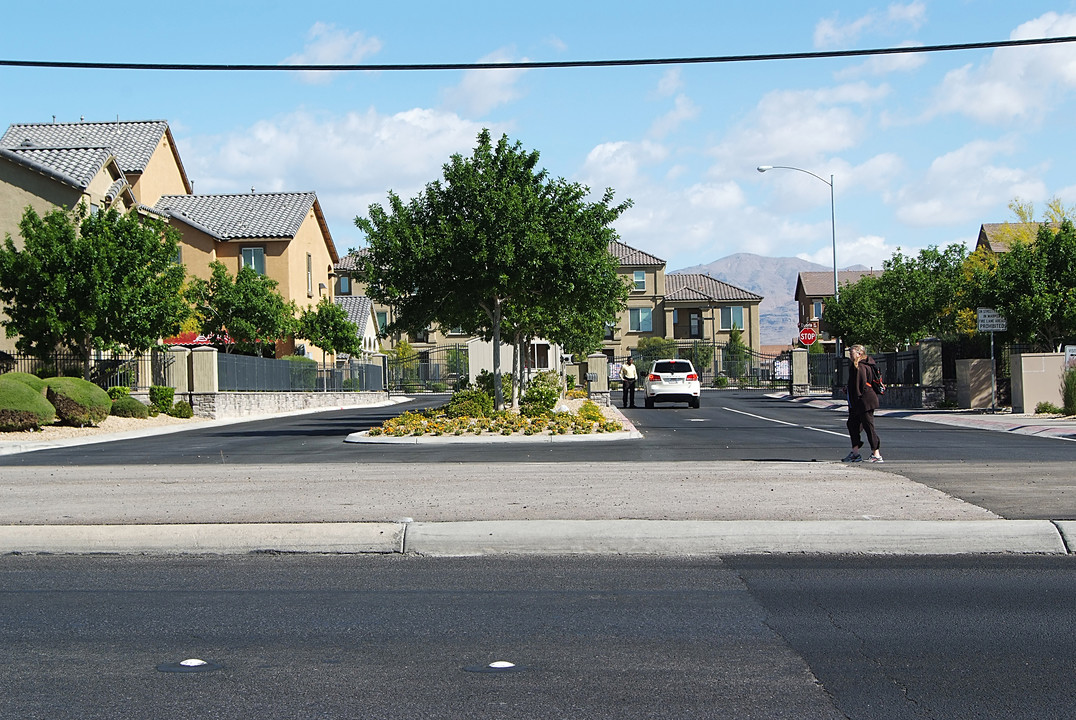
[{"left": 868, "top": 455, "right": 884, "bottom": 463}]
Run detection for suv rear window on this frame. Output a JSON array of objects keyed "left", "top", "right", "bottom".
[{"left": 653, "top": 361, "right": 693, "bottom": 374}]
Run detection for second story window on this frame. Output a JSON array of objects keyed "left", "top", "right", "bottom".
[
  {"left": 241, "top": 247, "right": 266, "bottom": 275},
  {"left": 812, "top": 300, "right": 824, "bottom": 320},
  {"left": 633, "top": 270, "right": 646, "bottom": 292},
  {"left": 339, "top": 275, "right": 351, "bottom": 295},
  {"left": 307, "top": 254, "right": 313, "bottom": 296},
  {"left": 720, "top": 306, "right": 744, "bottom": 331},
  {"left": 629, "top": 308, "right": 653, "bottom": 333}
]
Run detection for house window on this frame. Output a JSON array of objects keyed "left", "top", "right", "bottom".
[
  {"left": 530, "top": 343, "right": 550, "bottom": 369},
  {"left": 690, "top": 312, "right": 702, "bottom": 338},
  {"left": 241, "top": 247, "right": 266, "bottom": 275},
  {"left": 720, "top": 306, "right": 744, "bottom": 331},
  {"left": 604, "top": 321, "right": 616, "bottom": 341},
  {"left": 812, "top": 300, "right": 824, "bottom": 320},
  {"left": 307, "top": 254, "right": 313, "bottom": 296},
  {"left": 376, "top": 311, "right": 388, "bottom": 335},
  {"left": 339, "top": 275, "right": 351, "bottom": 295},
  {"left": 629, "top": 308, "right": 653, "bottom": 333},
  {"left": 633, "top": 271, "right": 646, "bottom": 292}
]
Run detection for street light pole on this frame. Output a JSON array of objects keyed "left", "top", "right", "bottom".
[{"left": 757, "top": 164, "right": 841, "bottom": 358}]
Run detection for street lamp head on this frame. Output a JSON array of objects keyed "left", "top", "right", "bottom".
[{"left": 756, "top": 165, "right": 772, "bottom": 173}]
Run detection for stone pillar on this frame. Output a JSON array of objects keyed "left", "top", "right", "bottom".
[
  {"left": 918, "top": 338, "right": 943, "bottom": 387},
  {"left": 165, "top": 347, "right": 191, "bottom": 393},
  {"left": 789, "top": 348, "right": 809, "bottom": 397},
  {"left": 190, "top": 346, "right": 219, "bottom": 393},
  {"left": 585, "top": 353, "right": 610, "bottom": 406}
]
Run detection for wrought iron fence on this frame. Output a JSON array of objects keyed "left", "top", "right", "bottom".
[
  {"left": 216, "top": 354, "right": 383, "bottom": 392},
  {"left": 0, "top": 350, "right": 172, "bottom": 390},
  {"left": 385, "top": 344, "right": 469, "bottom": 393},
  {"left": 619, "top": 340, "right": 786, "bottom": 390}
]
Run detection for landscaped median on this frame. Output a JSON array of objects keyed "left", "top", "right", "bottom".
[
  {"left": 347, "top": 396, "right": 641, "bottom": 444},
  {"left": 348, "top": 381, "right": 642, "bottom": 444}
]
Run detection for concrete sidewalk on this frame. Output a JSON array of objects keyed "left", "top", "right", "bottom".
[{"left": 1, "top": 395, "right": 1074, "bottom": 556}]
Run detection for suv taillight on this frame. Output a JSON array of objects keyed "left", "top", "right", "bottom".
[
  {"left": 648, "top": 373, "right": 660, "bottom": 382},
  {"left": 687, "top": 373, "right": 698, "bottom": 381}
]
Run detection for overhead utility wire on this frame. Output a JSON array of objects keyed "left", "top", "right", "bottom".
[{"left": 2, "top": 36, "right": 1075, "bottom": 72}]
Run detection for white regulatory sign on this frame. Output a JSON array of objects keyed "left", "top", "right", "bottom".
[{"left": 977, "top": 307, "right": 1008, "bottom": 332}]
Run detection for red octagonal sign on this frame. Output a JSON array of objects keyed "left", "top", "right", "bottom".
[{"left": 799, "top": 327, "right": 817, "bottom": 346}]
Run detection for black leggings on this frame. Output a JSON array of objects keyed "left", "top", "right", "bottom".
[{"left": 847, "top": 409, "right": 880, "bottom": 452}]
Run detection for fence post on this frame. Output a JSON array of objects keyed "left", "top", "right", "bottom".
[
  {"left": 585, "top": 353, "right": 610, "bottom": 406},
  {"left": 165, "top": 347, "right": 191, "bottom": 393},
  {"left": 789, "top": 348, "right": 809, "bottom": 397},
  {"left": 190, "top": 346, "right": 219, "bottom": 393},
  {"left": 918, "top": 338, "right": 944, "bottom": 406}
]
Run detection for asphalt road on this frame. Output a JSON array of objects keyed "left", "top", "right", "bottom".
[
  {"left": 3, "top": 391, "right": 1074, "bottom": 519},
  {"left": 3, "top": 554, "right": 1074, "bottom": 719}
]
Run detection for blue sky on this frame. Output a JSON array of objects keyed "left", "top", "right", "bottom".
[{"left": 3, "top": 1, "right": 1076, "bottom": 272}]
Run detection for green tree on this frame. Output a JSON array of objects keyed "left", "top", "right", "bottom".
[
  {"left": 983, "top": 220, "right": 1076, "bottom": 351},
  {"left": 633, "top": 336, "right": 677, "bottom": 375},
  {"left": 875, "top": 244, "right": 967, "bottom": 345},
  {"left": 724, "top": 326, "right": 749, "bottom": 379},
  {"left": 185, "top": 261, "right": 297, "bottom": 355},
  {"left": 0, "top": 204, "right": 187, "bottom": 376},
  {"left": 357, "top": 129, "right": 631, "bottom": 410},
  {"left": 296, "top": 296, "right": 362, "bottom": 362},
  {"left": 822, "top": 273, "right": 895, "bottom": 350}
]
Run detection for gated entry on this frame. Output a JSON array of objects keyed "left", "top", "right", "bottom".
[
  {"left": 624, "top": 341, "right": 786, "bottom": 391},
  {"left": 385, "top": 344, "right": 469, "bottom": 393}
]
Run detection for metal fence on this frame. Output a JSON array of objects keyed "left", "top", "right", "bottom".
[
  {"left": 621, "top": 340, "right": 787, "bottom": 390},
  {"left": 216, "top": 354, "right": 384, "bottom": 392},
  {"left": 385, "top": 344, "right": 469, "bottom": 393},
  {"left": 0, "top": 350, "right": 172, "bottom": 390}
]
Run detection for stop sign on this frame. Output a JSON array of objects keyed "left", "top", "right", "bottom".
[{"left": 799, "top": 327, "right": 817, "bottom": 346}]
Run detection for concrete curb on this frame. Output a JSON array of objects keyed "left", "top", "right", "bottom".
[
  {"left": 1, "top": 519, "right": 1066, "bottom": 556},
  {"left": 0, "top": 523, "right": 404, "bottom": 555},
  {"left": 345, "top": 429, "right": 643, "bottom": 444}
]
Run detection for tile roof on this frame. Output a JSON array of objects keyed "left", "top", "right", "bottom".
[
  {"left": 154, "top": 192, "right": 318, "bottom": 240},
  {"left": 665, "top": 273, "right": 762, "bottom": 303},
  {"left": 609, "top": 239, "right": 665, "bottom": 267},
  {"left": 1, "top": 120, "right": 169, "bottom": 174},
  {"left": 335, "top": 250, "right": 366, "bottom": 272},
  {"left": 797, "top": 270, "right": 881, "bottom": 297},
  {"left": 0, "top": 145, "right": 116, "bottom": 189},
  {"left": 976, "top": 222, "right": 1058, "bottom": 253},
  {"left": 335, "top": 295, "right": 375, "bottom": 337}
]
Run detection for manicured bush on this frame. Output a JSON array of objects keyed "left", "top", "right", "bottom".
[
  {"left": 520, "top": 383, "right": 559, "bottom": 416},
  {"left": 45, "top": 377, "right": 111, "bottom": 427},
  {"left": 1035, "top": 401, "right": 1063, "bottom": 415},
  {"left": 149, "top": 385, "right": 175, "bottom": 413},
  {"left": 444, "top": 388, "right": 493, "bottom": 418},
  {"left": 0, "top": 376, "right": 56, "bottom": 431},
  {"left": 107, "top": 386, "right": 131, "bottom": 401},
  {"left": 1, "top": 371, "right": 47, "bottom": 394},
  {"left": 110, "top": 395, "right": 149, "bottom": 419},
  {"left": 475, "top": 369, "right": 512, "bottom": 398},
  {"left": 168, "top": 400, "right": 194, "bottom": 418}
]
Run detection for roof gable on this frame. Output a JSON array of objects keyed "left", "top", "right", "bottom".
[
  {"left": 665, "top": 273, "right": 762, "bottom": 303},
  {"left": 0, "top": 145, "right": 118, "bottom": 190},
  {"left": 154, "top": 192, "right": 318, "bottom": 240},
  {"left": 2, "top": 121, "right": 170, "bottom": 174},
  {"left": 609, "top": 239, "right": 665, "bottom": 267},
  {"left": 335, "top": 295, "right": 375, "bottom": 337},
  {"left": 796, "top": 270, "right": 881, "bottom": 298}
]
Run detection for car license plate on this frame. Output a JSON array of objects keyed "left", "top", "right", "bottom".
[{"left": 667, "top": 378, "right": 682, "bottom": 384}]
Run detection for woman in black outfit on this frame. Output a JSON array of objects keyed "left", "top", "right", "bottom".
[{"left": 843, "top": 344, "right": 883, "bottom": 463}]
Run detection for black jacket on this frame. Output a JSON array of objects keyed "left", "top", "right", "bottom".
[{"left": 848, "top": 357, "right": 880, "bottom": 413}]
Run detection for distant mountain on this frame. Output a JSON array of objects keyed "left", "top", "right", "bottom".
[{"left": 671, "top": 254, "right": 867, "bottom": 346}]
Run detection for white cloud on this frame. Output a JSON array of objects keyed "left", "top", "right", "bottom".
[
  {"left": 711, "top": 83, "right": 888, "bottom": 173},
  {"left": 442, "top": 49, "right": 528, "bottom": 116},
  {"left": 282, "top": 22, "right": 383, "bottom": 85},
  {"left": 181, "top": 108, "right": 493, "bottom": 244},
  {"left": 892, "top": 139, "right": 1048, "bottom": 226},
  {"left": 926, "top": 12, "right": 1076, "bottom": 125},
  {"left": 799, "top": 234, "right": 894, "bottom": 270},
  {"left": 648, "top": 94, "right": 700, "bottom": 138},
  {"left": 814, "top": 2, "right": 926, "bottom": 48},
  {"left": 657, "top": 69, "right": 682, "bottom": 97}
]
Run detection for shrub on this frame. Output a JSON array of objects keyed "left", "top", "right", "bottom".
[
  {"left": 45, "top": 377, "right": 111, "bottom": 427},
  {"left": 577, "top": 400, "right": 605, "bottom": 423},
  {"left": 149, "top": 385, "right": 175, "bottom": 413},
  {"left": 445, "top": 388, "right": 493, "bottom": 418},
  {"left": 110, "top": 395, "right": 149, "bottom": 419},
  {"left": 520, "top": 383, "right": 560, "bottom": 416},
  {"left": 107, "top": 386, "right": 131, "bottom": 401},
  {"left": 283, "top": 355, "right": 318, "bottom": 390},
  {"left": 476, "top": 369, "right": 512, "bottom": 398},
  {"left": 1035, "top": 401, "right": 1063, "bottom": 415},
  {"left": 1063, "top": 368, "right": 1076, "bottom": 416},
  {"left": 168, "top": 400, "right": 194, "bottom": 418},
  {"left": 0, "top": 376, "right": 56, "bottom": 431},
  {"left": 2, "top": 371, "right": 47, "bottom": 394}
]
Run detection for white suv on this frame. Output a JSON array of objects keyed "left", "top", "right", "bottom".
[{"left": 642, "top": 358, "right": 701, "bottom": 408}]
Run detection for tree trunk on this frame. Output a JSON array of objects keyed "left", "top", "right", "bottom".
[{"left": 491, "top": 298, "right": 504, "bottom": 410}]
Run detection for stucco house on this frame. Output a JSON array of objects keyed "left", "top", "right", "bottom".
[
  {"left": 794, "top": 270, "right": 881, "bottom": 349},
  {"left": 154, "top": 191, "right": 340, "bottom": 358}
]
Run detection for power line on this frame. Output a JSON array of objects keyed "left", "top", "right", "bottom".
[{"left": 2, "top": 36, "right": 1075, "bottom": 73}]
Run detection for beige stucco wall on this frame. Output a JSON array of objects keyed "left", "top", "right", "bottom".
[
  {"left": 1010, "top": 352, "right": 1066, "bottom": 414},
  {"left": 128, "top": 134, "right": 189, "bottom": 207}
]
